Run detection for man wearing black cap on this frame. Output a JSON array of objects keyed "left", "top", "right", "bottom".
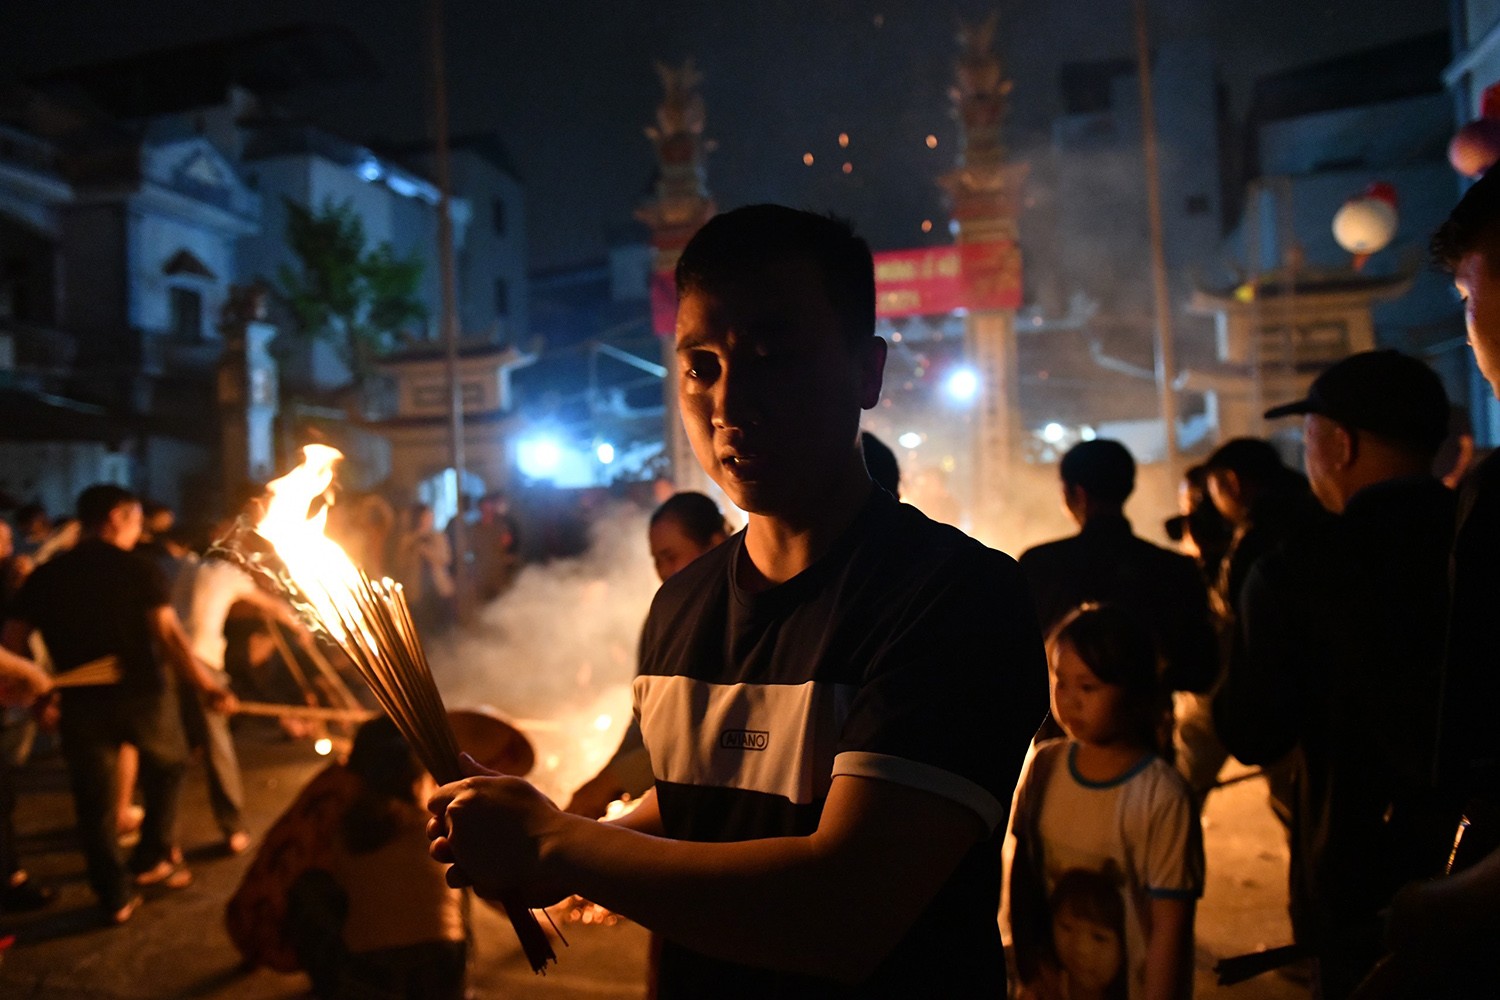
[{"left": 1213, "top": 349, "right": 1456, "bottom": 998}]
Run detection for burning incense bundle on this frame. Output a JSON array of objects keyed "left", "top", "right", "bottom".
[{"left": 212, "top": 444, "right": 556, "bottom": 973}]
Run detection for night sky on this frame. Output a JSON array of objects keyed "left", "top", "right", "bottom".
[{"left": 1, "top": 0, "right": 1448, "bottom": 270}]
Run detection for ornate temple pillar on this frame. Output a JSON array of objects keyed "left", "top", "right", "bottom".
[
  {"left": 636, "top": 60, "right": 716, "bottom": 493},
  {"left": 938, "top": 15, "right": 1028, "bottom": 546}
]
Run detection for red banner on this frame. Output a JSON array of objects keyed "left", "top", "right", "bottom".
[
  {"left": 651, "top": 271, "right": 678, "bottom": 337},
  {"left": 654, "top": 240, "right": 1022, "bottom": 334},
  {"left": 874, "top": 241, "right": 1021, "bottom": 317}
]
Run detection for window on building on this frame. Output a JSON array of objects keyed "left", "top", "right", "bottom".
[
  {"left": 492, "top": 198, "right": 507, "bottom": 236},
  {"left": 170, "top": 287, "right": 203, "bottom": 341},
  {"left": 1059, "top": 58, "right": 1135, "bottom": 115},
  {"left": 495, "top": 277, "right": 510, "bottom": 318}
]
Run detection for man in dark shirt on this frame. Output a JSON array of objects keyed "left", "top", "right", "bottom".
[
  {"left": 429, "top": 205, "right": 1048, "bottom": 998},
  {"left": 1, "top": 484, "right": 234, "bottom": 924},
  {"left": 1174, "top": 438, "right": 1329, "bottom": 808},
  {"left": 1212, "top": 351, "right": 1454, "bottom": 998},
  {"left": 1367, "top": 163, "right": 1500, "bottom": 994},
  {"left": 1020, "top": 439, "right": 1218, "bottom": 695}
]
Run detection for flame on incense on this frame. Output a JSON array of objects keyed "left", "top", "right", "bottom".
[{"left": 255, "top": 444, "right": 379, "bottom": 645}]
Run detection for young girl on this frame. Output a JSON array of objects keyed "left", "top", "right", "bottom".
[{"left": 1005, "top": 604, "right": 1203, "bottom": 1000}]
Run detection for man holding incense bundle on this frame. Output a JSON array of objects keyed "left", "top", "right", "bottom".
[
  {"left": 430, "top": 205, "right": 1048, "bottom": 997},
  {"left": 1, "top": 484, "right": 236, "bottom": 924}
]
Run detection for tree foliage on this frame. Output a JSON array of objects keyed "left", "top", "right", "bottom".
[{"left": 277, "top": 197, "right": 426, "bottom": 377}]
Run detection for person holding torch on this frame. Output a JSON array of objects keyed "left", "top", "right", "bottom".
[{"left": 429, "top": 205, "right": 1048, "bottom": 998}]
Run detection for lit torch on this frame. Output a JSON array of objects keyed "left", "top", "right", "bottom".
[{"left": 212, "top": 444, "right": 556, "bottom": 973}]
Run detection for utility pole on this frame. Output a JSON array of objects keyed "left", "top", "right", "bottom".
[
  {"left": 429, "top": 0, "right": 470, "bottom": 621},
  {"left": 1133, "top": 0, "right": 1181, "bottom": 471}
]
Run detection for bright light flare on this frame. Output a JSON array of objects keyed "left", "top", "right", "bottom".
[
  {"left": 898, "top": 431, "right": 923, "bottom": 449},
  {"left": 944, "top": 368, "right": 980, "bottom": 403},
  {"left": 314, "top": 738, "right": 333, "bottom": 756},
  {"left": 595, "top": 443, "right": 615, "bottom": 465},
  {"left": 593, "top": 713, "right": 612, "bottom": 732},
  {"left": 517, "top": 437, "right": 563, "bottom": 479},
  {"left": 1042, "top": 422, "right": 1067, "bottom": 444}
]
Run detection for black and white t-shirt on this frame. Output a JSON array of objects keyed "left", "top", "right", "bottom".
[{"left": 635, "top": 487, "right": 1049, "bottom": 999}]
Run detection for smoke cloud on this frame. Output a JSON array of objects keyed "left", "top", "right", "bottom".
[{"left": 428, "top": 501, "right": 657, "bottom": 801}]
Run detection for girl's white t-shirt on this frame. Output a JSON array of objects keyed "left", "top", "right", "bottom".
[{"left": 1004, "top": 739, "right": 1204, "bottom": 1000}]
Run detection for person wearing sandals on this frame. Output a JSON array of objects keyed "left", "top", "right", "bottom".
[{"left": 0, "top": 485, "right": 235, "bottom": 924}]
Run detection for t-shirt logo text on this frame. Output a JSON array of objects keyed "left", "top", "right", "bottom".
[{"left": 719, "top": 729, "right": 769, "bottom": 752}]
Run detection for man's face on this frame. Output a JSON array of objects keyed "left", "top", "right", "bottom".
[
  {"left": 674, "top": 258, "right": 884, "bottom": 520},
  {"left": 1302, "top": 413, "right": 1348, "bottom": 513},
  {"left": 1456, "top": 250, "right": 1500, "bottom": 398},
  {"left": 110, "top": 502, "right": 145, "bottom": 550}
]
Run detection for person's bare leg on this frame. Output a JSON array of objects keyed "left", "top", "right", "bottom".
[{"left": 115, "top": 743, "right": 141, "bottom": 837}]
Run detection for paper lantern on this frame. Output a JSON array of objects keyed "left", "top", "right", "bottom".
[{"left": 1332, "top": 188, "right": 1398, "bottom": 257}]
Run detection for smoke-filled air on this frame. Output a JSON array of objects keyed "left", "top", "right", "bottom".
[{"left": 427, "top": 501, "right": 658, "bottom": 801}]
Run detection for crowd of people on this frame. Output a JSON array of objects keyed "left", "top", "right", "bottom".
[
  {"left": 3, "top": 187, "right": 1500, "bottom": 1000},
  {"left": 425, "top": 197, "right": 1500, "bottom": 1000}
]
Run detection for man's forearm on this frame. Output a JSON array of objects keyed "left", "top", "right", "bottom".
[
  {"left": 451, "top": 776, "right": 983, "bottom": 983},
  {"left": 149, "top": 608, "right": 218, "bottom": 693}
]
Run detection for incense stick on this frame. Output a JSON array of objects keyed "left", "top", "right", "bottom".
[
  {"left": 233, "top": 702, "right": 378, "bottom": 723},
  {"left": 51, "top": 657, "right": 123, "bottom": 689},
  {"left": 208, "top": 452, "right": 558, "bottom": 974}
]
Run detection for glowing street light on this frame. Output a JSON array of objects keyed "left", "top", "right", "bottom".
[
  {"left": 517, "top": 436, "right": 563, "bottom": 479},
  {"left": 944, "top": 368, "right": 980, "bottom": 403}
]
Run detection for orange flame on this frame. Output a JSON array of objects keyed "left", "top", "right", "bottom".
[{"left": 255, "top": 444, "right": 386, "bottom": 645}]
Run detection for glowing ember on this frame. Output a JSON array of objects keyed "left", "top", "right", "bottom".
[{"left": 314, "top": 738, "right": 334, "bottom": 756}]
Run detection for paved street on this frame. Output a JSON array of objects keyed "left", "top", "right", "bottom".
[{"left": 1, "top": 721, "right": 1309, "bottom": 999}]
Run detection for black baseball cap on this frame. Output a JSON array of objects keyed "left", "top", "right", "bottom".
[{"left": 1263, "top": 350, "right": 1450, "bottom": 453}]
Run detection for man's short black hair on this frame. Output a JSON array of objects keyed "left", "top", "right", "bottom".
[
  {"left": 1059, "top": 439, "right": 1136, "bottom": 506},
  {"left": 676, "top": 204, "right": 876, "bottom": 346},
  {"left": 1433, "top": 168, "right": 1500, "bottom": 273},
  {"left": 860, "top": 432, "right": 901, "bottom": 496},
  {"left": 1203, "top": 438, "right": 1294, "bottom": 487},
  {"left": 77, "top": 483, "right": 138, "bottom": 531},
  {"left": 651, "top": 491, "right": 728, "bottom": 548}
]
